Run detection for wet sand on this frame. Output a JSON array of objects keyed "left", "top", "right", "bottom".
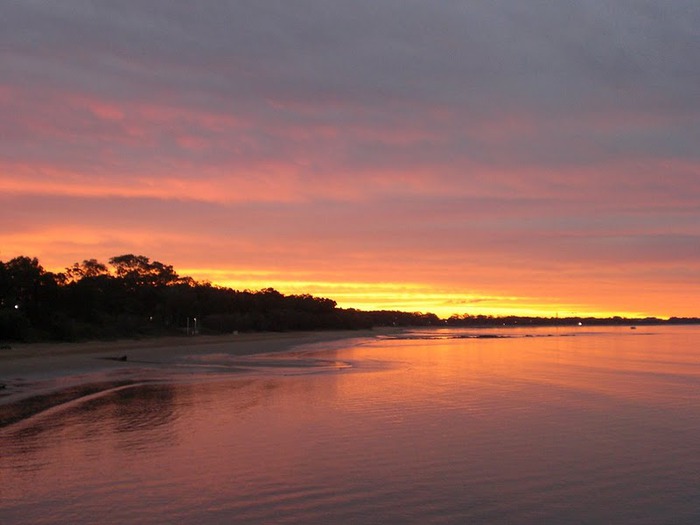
[{"left": 0, "top": 329, "right": 388, "bottom": 426}]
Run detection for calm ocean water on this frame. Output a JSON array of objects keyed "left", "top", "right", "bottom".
[{"left": 2, "top": 326, "right": 700, "bottom": 524}]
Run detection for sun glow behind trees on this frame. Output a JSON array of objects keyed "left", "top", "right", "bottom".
[
  {"left": 176, "top": 270, "right": 654, "bottom": 320},
  {"left": 1, "top": 254, "right": 688, "bottom": 344}
]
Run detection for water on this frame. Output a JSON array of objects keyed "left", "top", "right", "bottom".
[{"left": 2, "top": 326, "right": 700, "bottom": 524}]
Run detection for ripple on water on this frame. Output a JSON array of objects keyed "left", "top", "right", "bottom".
[{"left": 2, "top": 326, "right": 700, "bottom": 524}]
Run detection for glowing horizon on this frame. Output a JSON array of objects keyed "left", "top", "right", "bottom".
[{"left": 21, "top": 260, "right": 677, "bottom": 320}]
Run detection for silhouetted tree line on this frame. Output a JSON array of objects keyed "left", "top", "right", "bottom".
[
  {"left": 1, "top": 255, "right": 696, "bottom": 343},
  {"left": 0, "top": 254, "right": 441, "bottom": 342}
]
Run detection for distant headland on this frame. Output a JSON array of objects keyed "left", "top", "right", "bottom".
[{"left": 1, "top": 254, "right": 698, "bottom": 343}]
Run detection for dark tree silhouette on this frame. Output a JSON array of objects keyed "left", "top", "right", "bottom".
[
  {"left": 0, "top": 253, "right": 694, "bottom": 343},
  {"left": 65, "top": 259, "right": 110, "bottom": 283},
  {"left": 109, "top": 254, "right": 180, "bottom": 288}
]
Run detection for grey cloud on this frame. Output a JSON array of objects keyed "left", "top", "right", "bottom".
[
  {"left": 2, "top": 1, "right": 699, "bottom": 185},
  {"left": 4, "top": 1, "right": 698, "bottom": 108}
]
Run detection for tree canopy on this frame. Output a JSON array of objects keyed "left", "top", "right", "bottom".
[{"left": 0, "top": 254, "right": 439, "bottom": 342}]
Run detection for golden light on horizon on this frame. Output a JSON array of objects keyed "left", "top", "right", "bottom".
[
  {"left": 178, "top": 268, "right": 658, "bottom": 319},
  {"left": 15, "top": 250, "right": 685, "bottom": 320}
]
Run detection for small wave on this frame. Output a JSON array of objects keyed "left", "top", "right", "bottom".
[{"left": 0, "top": 380, "right": 140, "bottom": 429}]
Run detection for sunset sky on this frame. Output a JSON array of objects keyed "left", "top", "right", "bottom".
[{"left": 2, "top": 1, "right": 699, "bottom": 318}]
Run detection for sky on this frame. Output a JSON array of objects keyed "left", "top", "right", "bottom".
[{"left": 1, "top": 1, "right": 699, "bottom": 318}]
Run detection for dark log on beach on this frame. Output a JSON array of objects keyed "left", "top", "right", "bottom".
[{"left": 100, "top": 355, "right": 128, "bottom": 362}]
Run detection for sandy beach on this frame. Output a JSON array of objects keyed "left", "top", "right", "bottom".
[{"left": 0, "top": 329, "right": 386, "bottom": 427}]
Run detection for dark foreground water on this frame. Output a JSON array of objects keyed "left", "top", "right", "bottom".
[{"left": 2, "top": 326, "right": 700, "bottom": 524}]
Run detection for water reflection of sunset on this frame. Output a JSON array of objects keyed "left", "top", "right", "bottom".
[{"left": 4, "top": 327, "right": 700, "bottom": 523}]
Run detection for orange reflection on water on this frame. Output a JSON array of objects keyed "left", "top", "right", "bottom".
[{"left": 2, "top": 326, "right": 700, "bottom": 524}]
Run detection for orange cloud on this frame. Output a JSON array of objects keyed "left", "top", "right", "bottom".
[{"left": 2, "top": 0, "right": 698, "bottom": 322}]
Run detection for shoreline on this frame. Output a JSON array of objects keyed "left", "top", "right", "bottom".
[{"left": 0, "top": 329, "right": 394, "bottom": 427}]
